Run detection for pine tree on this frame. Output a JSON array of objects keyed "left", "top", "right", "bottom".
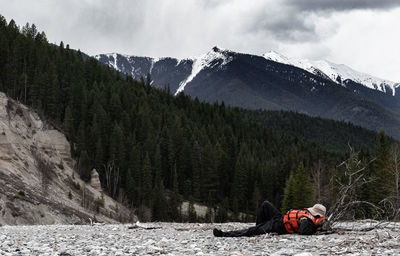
[
  {"left": 94, "top": 138, "right": 104, "bottom": 170},
  {"left": 188, "top": 197, "right": 197, "bottom": 222},
  {"left": 292, "top": 162, "right": 313, "bottom": 209},
  {"left": 151, "top": 181, "right": 168, "bottom": 221},
  {"left": 109, "top": 123, "right": 124, "bottom": 165},
  {"left": 281, "top": 172, "right": 295, "bottom": 213},
  {"left": 141, "top": 152, "right": 152, "bottom": 206},
  {"left": 252, "top": 185, "right": 261, "bottom": 215},
  {"left": 231, "top": 145, "right": 250, "bottom": 213},
  {"left": 153, "top": 144, "right": 162, "bottom": 189},
  {"left": 371, "top": 131, "right": 395, "bottom": 208},
  {"left": 191, "top": 141, "right": 201, "bottom": 199},
  {"left": 282, "top": 163, "right": 313, "bottom": 213},
  {"left": 215, "top": 198, "right": 229, "bottom": 223},
  {"left": 63, "top": 105, "right": 74, "bottom": 140},
  {"left": 78, "top": 150, "right": 91, "bottom": 181},
  {"left": 170, "top": 164, "right": 180, "bottom": 220},
  {"left": 125, "top": 169, "right": 135, "bottom": 201},
  {"left": 201, "top": 143, "right": 218, "bottom": 202}
]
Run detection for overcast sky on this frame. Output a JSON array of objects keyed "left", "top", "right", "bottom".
[{"left": 1, "top": 0, "right": 400, "bottom": 81}]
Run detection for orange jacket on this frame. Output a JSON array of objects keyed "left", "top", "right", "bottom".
[{"left": 283, "top": 209, "right": 326, "bottom": 233}]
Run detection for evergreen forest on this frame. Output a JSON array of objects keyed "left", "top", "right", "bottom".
[{"left": 0, "top": 16, "right": 399, "bottom": 222}]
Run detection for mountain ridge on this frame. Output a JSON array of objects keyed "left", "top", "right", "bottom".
[
  {"left": 96, "top": 47, "right": 399, "bottom": 97},
  {"left": 96, "top": 47, "right": 400, "bottom": 140},
  {"left": 263, "top": 50, "right": 399, "bottom": 96}
]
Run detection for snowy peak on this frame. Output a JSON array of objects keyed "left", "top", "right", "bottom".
[
  {"left": 263, "top": 51, "right": 398, "bottom": 96},
  {"left": 175, "top": 46, "right": 233, "bottom": 95},
  {"left": 95, "top": 47, "right": 234, "bottom": 95},
  {"left": 263, "top": 50, "right": 291, "bottom": 64}
]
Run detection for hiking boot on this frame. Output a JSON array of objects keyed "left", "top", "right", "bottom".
[{"left": 213, "top": 228, "right": 224, "bottom": 237}]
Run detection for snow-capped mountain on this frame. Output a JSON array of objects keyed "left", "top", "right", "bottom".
[
  {"left": 176, "top": 47, "right": 233, "bottom": 95},
  {"left": 263, "top": 51, "right": 399, "bottom": 96},
  {"left": 95, "top": 47, "right": 233, "bottom": 95},
  {"left": 95, "top": 47, "right": 400, "bottom": 140}
]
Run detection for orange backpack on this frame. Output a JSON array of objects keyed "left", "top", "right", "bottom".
[{"left": 283, "top": 209, "right": 326, "bottom": 233}]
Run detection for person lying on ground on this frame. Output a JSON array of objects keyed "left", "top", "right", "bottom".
[{"left": 213, "top": 200, "right": 328, "bottom": 237}]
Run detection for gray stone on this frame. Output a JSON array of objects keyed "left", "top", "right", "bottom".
[
  {"left": 1, "top": 222, "right": 399, "bottom": 255},
  {"left": 90, "top": 169, "right": 102, "bottom": 192}
]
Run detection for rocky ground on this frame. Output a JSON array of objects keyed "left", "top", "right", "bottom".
[{"left": 0, "top": 221, "right": 399, "bottom": 255}]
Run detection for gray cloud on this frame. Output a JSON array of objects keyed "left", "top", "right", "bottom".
[
  {"left": 0, "top": 0, "right": 399, "bottom": 81},
  {"left": 248, "top": 0, "right": 400, "bottom": 43},
  {"left": 286, "top": 0, "right": 400, "bottom": 12},
  {"left": 248, "top": 8, "right": 317, "bottom": 42}
]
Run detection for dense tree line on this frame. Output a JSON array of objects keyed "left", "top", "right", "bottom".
[
  {"left": 241, "top": 109, "right": 378, "bottom": 154},
  {"left": 0, "top": 16, "right": 398, "bottom": 222}
]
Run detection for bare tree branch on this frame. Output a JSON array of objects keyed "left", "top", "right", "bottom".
[{"left": 328, "top": 149, "right": 381, "bottom": 224}]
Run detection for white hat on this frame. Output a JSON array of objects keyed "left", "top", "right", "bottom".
[{"left": 307, "top": 204, "right": 326, "bottom": 217}]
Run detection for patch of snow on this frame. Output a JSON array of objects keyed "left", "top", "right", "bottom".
[
  {"left": 149, "top": 57, "right": 160, "bottom": 74},
  {"left": 175, "top": 47, "right": 233, "bottom": 95},
  {"left": 264, "top": 51, "right": 398, "bottom": 96},
  {"left": 111, "top": 53, "right": 119, "bottom": 71},
  {"left": 175, "top": 58, "right": 187, "bottom": 66}
]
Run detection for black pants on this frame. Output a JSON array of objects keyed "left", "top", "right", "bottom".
[{"left": 222, "top": 201, "right": 287, "bottom": 237}]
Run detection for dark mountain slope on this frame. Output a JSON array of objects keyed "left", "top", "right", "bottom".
[
  {"left": 241, "top": 109, "right": 379, "bottom": 153},
  {"left": 344, "top": 79, "right": 400, "bottom": 114},
  {"left": 97, "top": 48, "right": 400, "bottom": 140},
  {"left": 183, "top": 52, "right": 400, "bottom": 139}
]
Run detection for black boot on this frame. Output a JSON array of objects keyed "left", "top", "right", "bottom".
[{"left": 213, "top": 228, "right": 225, "bottom": 237}]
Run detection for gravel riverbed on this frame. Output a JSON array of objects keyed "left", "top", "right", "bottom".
[{"left": 0, "top": 221, "right": 399, "bottom": 255}]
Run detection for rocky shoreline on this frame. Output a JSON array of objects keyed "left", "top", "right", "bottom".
[{"left": 0, "top": 221, "right": 399, "bottom": 255}]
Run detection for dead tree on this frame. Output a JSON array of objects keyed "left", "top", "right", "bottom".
[
  {"left": 104, "top": 161, "right": 120, "bottom": 198},
  {"left": 311, "top": 160, "right": 323, "bottom": 202},
  {"left": 328, "top": 147, "right": 382, "bottom": 223},
  {"left": 390, "top": 143, "right": 400, "bottom": 218}
]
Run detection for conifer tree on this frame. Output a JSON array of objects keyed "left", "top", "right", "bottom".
[
  {"left": 94, "top": 138, "right": 104, "bottom": 170},
  {"left": 215, "top": 198, "right": 229, "bottom": 223},
  {"left": 170, "top": 164, "right": 180, "bottom": 220},
  {"left": 78, "top": 150, "right": 91, "bottom": 181},
  {"left": 153, "top": 144, "right": 162, "bottom": 189},
  {"left": 125, "top": 169, "right": 135, "bottom": 201},
  {"left": 151, "top": 181, "right": 168, "bottom": 221},
  {"left": 63, "top": 105, "right": 74, "bottom": 140},
  {"left": 109, "top": 123, "right": 124, "bottom": 165},
  {"left": 371, "top": 131, "right": 395, "bottom": 209},
  {"left": 141, "top": 152, "right": 152, "bottom": 206},
  {"left": 231, "top": 145, "right": 250, "bottom": 212},
  {"left": 201, "top": 143, "right": 218, "bottom": 202},
  {"left": 282, "top": 163, "right": 313, "bottom": 213},
  {"left": 252, "top": 185, "right": 261, "bottom": 215},
  {"left": 292, "top": 162, "right": 313, "bottom": 209},
  {"left": 281, "top": 172, "right": 295, "bottom": 213},
  {"left": 191, "top": 141, "right": 201, "bottom": 199},
  {"left": 188, "top": 197, "right": 197, "bottom": 222}
]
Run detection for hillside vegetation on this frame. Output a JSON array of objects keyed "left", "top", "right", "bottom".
[
  {"left": 241, "top": 109, "right": 378, "bottom": 154},
  {"left": 0, "top": 15, "right": 398, "bottom": 222}
]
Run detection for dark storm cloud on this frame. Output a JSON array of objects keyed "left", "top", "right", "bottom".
[
  {"left": 287, "top": 0, "right": 400, "bottom": 12},
  {"left": 249, "top": 0, "right": 400, "bottom": 43},
  {"left": 248, "top": 9, "right": 316, "bottom": 42}
]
